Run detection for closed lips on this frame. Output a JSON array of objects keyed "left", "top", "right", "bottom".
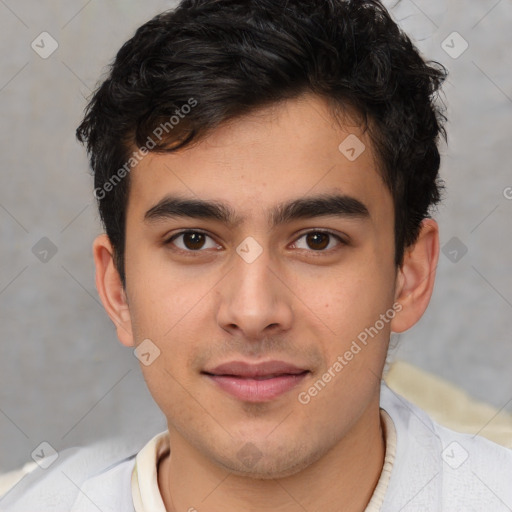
[
  {"left": 204, "top": 371, "right": 309, "bottom": 380},
  {"left": 202, "top": 360, "right": 309, "bottom": 379}
]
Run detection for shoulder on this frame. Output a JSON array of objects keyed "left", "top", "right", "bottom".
[
  {"left": 433, "top": 420, "right": 512, "bottom": 509},
  {"left": 380, "top": 382, "right": 512, "bottom": 511},
  {"left": 0, "top": 434, "right": 145, "bottom": 512}
]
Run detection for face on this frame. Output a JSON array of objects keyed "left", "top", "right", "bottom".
[{"left": 119, "top": 94, "right": 400, "bottom": 478}]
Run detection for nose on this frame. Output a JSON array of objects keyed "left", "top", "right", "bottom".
[{"left": 216, "top": 243, "right": 294, "bottom": 341}]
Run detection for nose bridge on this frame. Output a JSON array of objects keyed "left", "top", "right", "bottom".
[
  {"left": 216, "top": 239, "right": 293, "bottom": 337},
  {"left": 232, "top": 242, "right": 277, "bottom": 310}
]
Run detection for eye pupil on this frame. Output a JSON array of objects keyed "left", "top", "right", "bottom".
[
  {"left": 184, "top": 232, "right": 205, "bottom": 250},
  {"left": 306, "top": 232, "right": 329, "bottom": 250}
]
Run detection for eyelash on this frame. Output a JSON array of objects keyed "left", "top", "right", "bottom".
[{"left": 164, "top": 229, "right": 347, "bottom": 255}]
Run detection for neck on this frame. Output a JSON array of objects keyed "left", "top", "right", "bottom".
[{"left": 158, "top": 401, "right": 385, "bottom": 512}]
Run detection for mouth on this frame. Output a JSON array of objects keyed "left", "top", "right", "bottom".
[{"left": 202, "top": 360, "right": 310, "bottom": 402}]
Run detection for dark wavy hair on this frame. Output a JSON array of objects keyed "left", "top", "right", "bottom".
[{"left": 76, "top": 0, "right": 447, "bottom": 287}]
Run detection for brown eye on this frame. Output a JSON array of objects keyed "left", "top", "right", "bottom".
[
  {"left": 182, "top": 232, "right": 206, "bottom": 250},
  {"left": 293, "top": 231, "right": 344, "bottom": 252},
  {"left": 167, "top": 231, "right": 220, "bottom": 252},
  {"left": 306, "top": 232, "right": 330, "bottom": 250}
]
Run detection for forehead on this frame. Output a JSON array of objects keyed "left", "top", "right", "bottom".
[{"left": 127, "top": 94, "right": 392, "bottom": 223}]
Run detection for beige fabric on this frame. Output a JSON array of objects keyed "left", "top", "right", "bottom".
[
  {"left": 364, "top": 409, "right": 397, "bottom": 511},
  {"left": 131, "top": 430, "right": 168, "bottom": 512},
  {"left": 0, "top": 461, "right": 38, "bottom": 498},
  {"left": 384, "top": 360, "right": 512, "bottom": 449}
]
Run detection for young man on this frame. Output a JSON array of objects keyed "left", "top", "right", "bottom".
[{"left": 2, "top": 0, "right": 511, "bottom": 510}]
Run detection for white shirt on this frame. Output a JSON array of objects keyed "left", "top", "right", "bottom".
[{"left": 1, "top": 382, "right": 511, "bottom": 511}]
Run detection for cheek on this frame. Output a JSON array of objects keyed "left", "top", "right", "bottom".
[
  {"left": 139, "top": 361, "right": 199, "bottom": 437},
  {"left": 310, "top": 260, "right": 396, "bottom": 374},
  {"left": 126, "top": 253, "right": 211, "bottom": 340},
  {"left": 322, "top": 261, "right": 393, "bottom": 324}
]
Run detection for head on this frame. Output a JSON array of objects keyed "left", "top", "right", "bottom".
[{"left": 78, "top": 0, "right": 446, "bottom": 479}]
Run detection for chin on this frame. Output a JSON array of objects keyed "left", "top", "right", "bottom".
[{"left": 213, "top": 443, "right": 324, "bottom": 480}]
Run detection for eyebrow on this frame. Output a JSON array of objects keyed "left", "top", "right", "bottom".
[{"left": 144, "top": 193, "right": 370, "bottom": 228}]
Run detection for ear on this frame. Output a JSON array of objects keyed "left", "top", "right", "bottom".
[
  {"left": 390, "top": 219, "right": 439, "bottom": 333},
  {"left": 92, "top": 234, "right": 134, "bottom": 347}
]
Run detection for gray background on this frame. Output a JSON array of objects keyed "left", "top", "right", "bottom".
[{"left": 0, "top": 0, "right": 511, "bottom": 473}]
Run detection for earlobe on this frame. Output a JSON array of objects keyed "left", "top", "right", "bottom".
[
  {"left": 92, "top": 234, "right": 135, "bottom": 347},
  {"left": 391, "top": 219, "right": 439, "bottom": 333}
]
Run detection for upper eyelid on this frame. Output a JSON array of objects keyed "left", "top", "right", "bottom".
[
  {"left": 293, "top": 229, "right": 347, "bottom": 244},
  {"left": 166, "top": 229, "right": 220, "bottom": 248},
  {"left": 166, "top": 228, "right": 215, "bottom": 244}
]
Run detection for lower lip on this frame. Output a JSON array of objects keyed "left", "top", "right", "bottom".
[{"left": 205, "top": 372, "right": 309, "bottom": 402}]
